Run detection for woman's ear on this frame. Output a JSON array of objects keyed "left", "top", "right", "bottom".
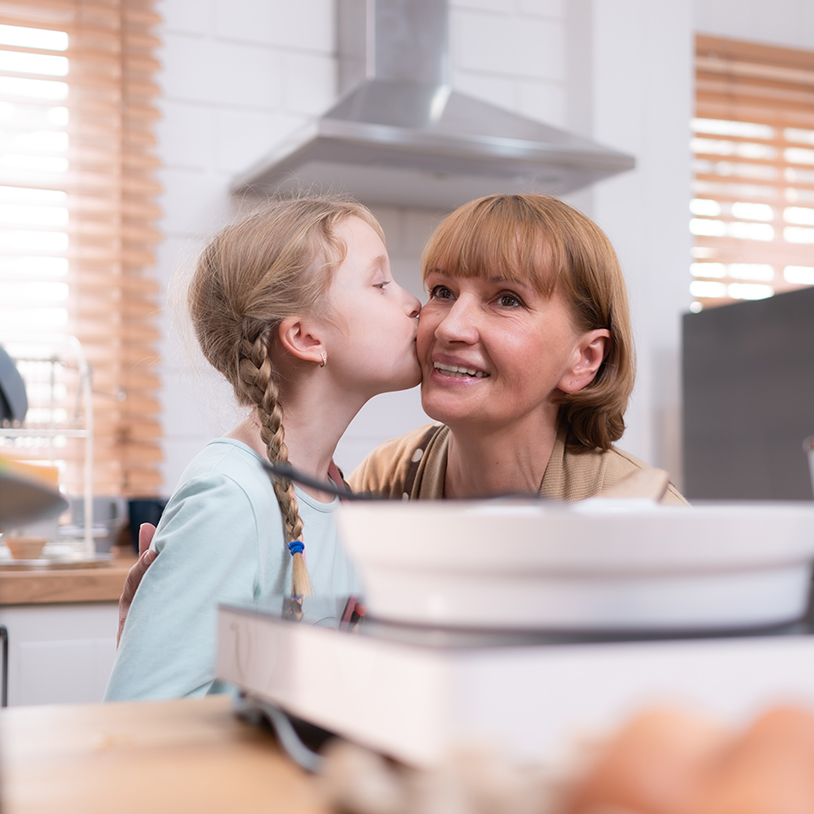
[
  {"left": 277, "top": 316, "right": 325, "bottom": 366},
  {"left": 559, "top": 329, "right": 611, "bottom": 394}
]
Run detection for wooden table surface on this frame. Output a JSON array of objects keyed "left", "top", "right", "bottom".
[
  {"left": 0, "top": 549, "right": 137, "bottom": 605},
  {"left": 0, "top": 695, "right": 332, "bottom": 814}
]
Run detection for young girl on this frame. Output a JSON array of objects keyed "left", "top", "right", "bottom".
[{"left": 105, "top": 196, "right": 420, "bottom": 700}]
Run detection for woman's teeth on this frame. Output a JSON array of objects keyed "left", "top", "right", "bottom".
[{"left": 434, "top": 362, "right": 488, "bottom": 378}]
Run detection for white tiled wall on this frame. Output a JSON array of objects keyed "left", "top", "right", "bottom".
[
  {"left": 694, "top": 0, "right": 814, "bottom": 48},
  {"left": 154, "top": 0, "right": 575, "bottom": 492},
  {"left": 153, "top": 0, "right": 813, "bottom": 495}
]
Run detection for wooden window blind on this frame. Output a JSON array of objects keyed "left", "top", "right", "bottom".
[
  {"left": 0, "top": 0, "right": 163, "bottom": 497},
  {"left": 692, "top": 34, "right": 814, "bottom": 310}
]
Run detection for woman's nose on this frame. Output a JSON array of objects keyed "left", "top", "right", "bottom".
[{"left": 434, "top": 297, "right": 479, "bottom": 344}]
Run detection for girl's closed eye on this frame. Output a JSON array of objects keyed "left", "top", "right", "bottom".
[{"left": 374, "top": 280, "right": 390, "bottom": 290}]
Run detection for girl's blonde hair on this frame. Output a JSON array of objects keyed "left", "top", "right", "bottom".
[
  {"left": 421, "top": 193, "right": 635, "bottom": 450},
  {"left": 189, "top": 195, "right": 384, "bottom": 596}
]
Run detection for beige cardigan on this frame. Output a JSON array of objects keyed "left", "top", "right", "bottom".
[{"left": 349, "top": 423, "right": 688, "bottom": 505}]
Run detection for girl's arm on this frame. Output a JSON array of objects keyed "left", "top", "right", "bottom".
[{"left": 105, "top": 471, "right": 266, "bottom": 700}]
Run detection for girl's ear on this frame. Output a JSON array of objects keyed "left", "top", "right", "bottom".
[
  {"left": 558, "top": 329, "right": 611, "bottom": 394},
  {"left": 277, "top": 316, "right": 325, "bottom": 366}
]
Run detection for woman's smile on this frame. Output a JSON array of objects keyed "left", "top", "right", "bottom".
[{"left": 431, "top": 359, "right": 490, "bottom": 380}]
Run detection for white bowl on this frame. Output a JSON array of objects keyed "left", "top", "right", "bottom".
[{"left": 336, "top": 500, "right": 814, "bottom": 632}]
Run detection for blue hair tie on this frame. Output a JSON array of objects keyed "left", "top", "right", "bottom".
[{"left": 287, "top": 541, "right": 304, "bottom": 556}]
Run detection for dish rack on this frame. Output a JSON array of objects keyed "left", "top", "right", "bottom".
[{"left": 0, "top": 334, "right": 94, "bottom": 555}]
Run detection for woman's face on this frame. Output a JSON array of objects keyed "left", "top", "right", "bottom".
[
  {"left": 417, "top": 270, "right": 599, "bottom": 432},
  {"left": 322, "top": 216, "right": 421, "bottom": 397}
]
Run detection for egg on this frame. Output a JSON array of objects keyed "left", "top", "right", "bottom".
[
  {"left": 560, "top": 706, "right": 731, "bottom": 814},
  {"left": 682, "top": 705, "right": 814, "bottom": 814}
]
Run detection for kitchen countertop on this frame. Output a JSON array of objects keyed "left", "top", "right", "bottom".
[
  {"left": 0, "top": 695, "right": 331, "bottom": 814},
  {"left": 0, "top": 548, "right": 137, "bottom": 606}
]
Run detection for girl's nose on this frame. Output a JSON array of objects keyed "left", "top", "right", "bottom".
[{"left": 403, "top": 290, "right": 421, "bottom": 318}]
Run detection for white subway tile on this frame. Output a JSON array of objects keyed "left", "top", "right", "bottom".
[
  {"left": 750, "top": 0, "right": 810, "bottom": 48},
  {"left": 403, "top": 208, "right": 446, "bottom": 257},
  {"left": 457, "top": 12, "right": 565, "bottom": 80},
  {"left": 159, "top": 365, "right": 240, "bottom": 441},
  {"left": 159, "top": 32, "right": 283, "bottom": 108},
  {"left": 281, "top": 52, "right": 337, "bottom": 115},
  {"left": 214, "top": 109, "right": 306, "bottom": 173},
  {"left": 802, "top": 2, "right": 814, "bottom": 49},
  {"left": 517, "top": 0, "right": 565, "bottom": 18},
  {"left": 367, "top": 205, "right": 403, "bottom": 253},
  {"left": 156, "top": 100, "right": 214, "bottom": 170},
  {"left": 517, "top": 80, "right": 567, "bottom": 128},
  {"left": 156, "top": 0, "right": 212, "bottom": 36},
  {"left": 388, "top": 256, "right": 425, "bottom": 301},
  {"left": 158, "top": 167, "right": 235, "bottom": 237},
  {"left": 213, "top": 0, "right": 334, "bottom": 52},
  {"left": 153, "top": 235, "right": 195, "bottom": 363},
  {"left": 449, "top": 0, "right": 515, "bottom": 12}
]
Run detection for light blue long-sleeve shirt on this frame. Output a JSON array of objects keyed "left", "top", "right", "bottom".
[{"left": 105, "top": 438, "right": 361, "bottom": 700}]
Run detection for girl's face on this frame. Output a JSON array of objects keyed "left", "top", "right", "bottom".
[
  {"left": 322, "top": 217, "right": 421, "bottom": 397},
  {"left": 417, "top": 271, "right": 597, "bottom": 432}
]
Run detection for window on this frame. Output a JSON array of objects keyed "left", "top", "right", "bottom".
[
  {"left": 0, "top": 0, "right": 163, "bottom": 496},
  {"left": 691, "top": 35, "right": 814, "bottom": 311}
]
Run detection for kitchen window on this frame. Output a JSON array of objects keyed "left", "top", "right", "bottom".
[
  {"left": 0, "top": 0, "right": 163, "bottom": 497},
  {"left": 691, "top": 34, "right": 814, "bottom": 311}
]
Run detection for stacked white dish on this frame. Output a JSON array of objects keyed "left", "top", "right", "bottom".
[{"left": 336, "top": 500, "right": 814, "bottom": 632}]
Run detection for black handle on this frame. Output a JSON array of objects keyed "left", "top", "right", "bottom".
[{"left": 0, "top": 625, "right": 8, "bottom": 707}]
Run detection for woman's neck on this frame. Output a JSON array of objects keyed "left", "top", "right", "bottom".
[{"left": 443, "top": 412, "right": 561, "bottom": 499}]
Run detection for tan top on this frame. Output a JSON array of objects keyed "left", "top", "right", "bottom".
[{"left": 349, "top": 423, "right": 688, "bottom": 505}]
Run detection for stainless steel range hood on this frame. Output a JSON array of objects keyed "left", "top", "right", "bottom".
[{"left": 233, "top": 0, "right": 635, "bottom": 210}]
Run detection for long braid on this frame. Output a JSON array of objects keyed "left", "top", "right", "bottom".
[{"left": 237, "top": 328, "right": 312, "bottom": 598}]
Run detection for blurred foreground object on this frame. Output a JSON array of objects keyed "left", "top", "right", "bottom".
[
  {"left": 319, "top": 739, "right": 556, "bottom": 814},
  {"left": 0, "top": 343, "right": 27, "bottom": 423},
  {"left": 561, "top": 707, "right": 730, "bottom": 814},
  {"left": 318, "top": 703, "right": 814, "bottom": 814},
  {"left": 565, "top": 704, "right": 814, "bottom": 814},
  {"left": 0, "top": 453, "right": 67, "bottom": 529}
]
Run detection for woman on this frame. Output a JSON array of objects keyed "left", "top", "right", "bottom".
[{"left": 350, "top": 193, "right": 686, "bottom": 504}]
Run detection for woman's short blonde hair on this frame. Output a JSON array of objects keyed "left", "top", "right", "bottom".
[{"left": 421, "top": 193, "right": 635, "bottom": 450}]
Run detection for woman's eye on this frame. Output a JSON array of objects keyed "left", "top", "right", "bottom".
[
  {"left": 430, "top": 285, "right": 453, "bottom": 300},
  {"left": 497, "top": 293, "right": 522, "bottom": 308}
]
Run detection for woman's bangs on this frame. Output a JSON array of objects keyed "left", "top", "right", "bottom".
[{"left": 423, "top": 207, "right": 559, "bottom": 295}]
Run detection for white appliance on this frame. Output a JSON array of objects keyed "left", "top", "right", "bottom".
[
  {"left": 216, "top": 596, "right": 814, "bottom": 768},
  {"left": 216, "top": 500, "right": 814, "bottom": 768}
]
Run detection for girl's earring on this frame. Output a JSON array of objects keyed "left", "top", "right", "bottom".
[{"left": 320, "top": 352, "right": 327, "bottom": 368}]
